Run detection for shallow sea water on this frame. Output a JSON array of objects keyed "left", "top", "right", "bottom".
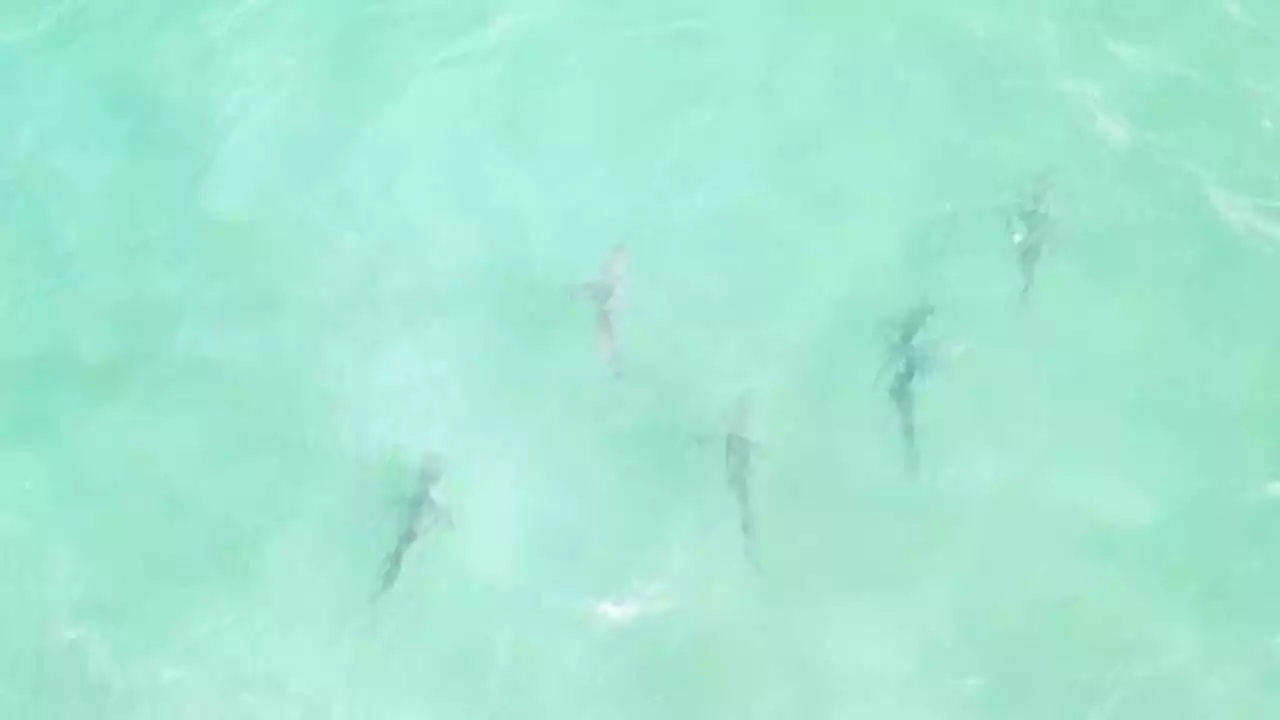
[{"left": 2, "top": 0, "right": 1279, "bottom": 717}]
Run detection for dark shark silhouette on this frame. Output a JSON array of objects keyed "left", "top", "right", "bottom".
[
  {"left": 375, "top": 455, "right": 451, "bottom": 599},
  {"left": 1008, "top": 173, "right": 1053, "bottom": 303},
  {"left": 878, "top": 302, "right": 935, "bottom": 476},
  {"left": 577, "top": 245, "right": 628, "bottom": 378},
  {"left": 889, "top": 344, "right": 924, "bottom": 476}
]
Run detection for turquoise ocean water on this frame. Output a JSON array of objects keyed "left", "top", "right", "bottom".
[{"left": 3, "top": 0, "right": 1279, "bottom": 717}]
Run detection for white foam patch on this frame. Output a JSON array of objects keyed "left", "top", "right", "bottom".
[{"left": 590, "top": 582, "right": 671, "bottom": 626}]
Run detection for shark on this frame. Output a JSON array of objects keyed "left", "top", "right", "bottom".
[
  {"left": 577, "top": 245, "right": 628, "bottom": 378},
  {"left": 878, "top": 302, "right": 936, "bottom": 476},
  {"left": 724, "top": 394, "right": 760, "bottom": 569},
  {"left": 375, "top": 454, "right": 452, "bottom": 600},
  {"left": 888, "top": 343, "right": 924, "bottom": 476},
  {"left": 1008, "top": 173, "right": 1054, "bottom": 303}
]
